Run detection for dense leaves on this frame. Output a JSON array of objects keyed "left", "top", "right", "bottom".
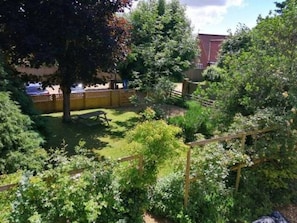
[
  {"left": 168, "top": 101, "right": 213, "bottom": 142},
  {"left": 10, "top": 162, "right": 124, "bottom": 223},
  {"left": 0, "top": 92, "right": 46, "bottom": 174},
  {"left": 120, "top": 0, "right": 198, "bottom": 90},
  {"left": 125, "top": 120, "right": 185, "bottom": 185}
]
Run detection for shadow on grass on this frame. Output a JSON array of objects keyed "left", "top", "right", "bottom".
[
  {"left": 43, "top": 116, "right": 110, "bottom": 154},
  {"left": 43, "top": 108, "right": 141, "bottom": 155}
]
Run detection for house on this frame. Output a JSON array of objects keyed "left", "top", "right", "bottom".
[
  {"left": 185, "top": 33, "right": 228, "bottom": 82},
  {"left": 196, "top": 33, "right": 228, "bottom": 69}
]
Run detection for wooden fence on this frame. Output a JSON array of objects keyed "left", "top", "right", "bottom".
[
  {"left": 171, "top": 90, "right": 215, "bottom": 107},
  {"left": 183, "top": 127, "right": 275, "bottom": 207},
  {"left": 31, "top": 89, "right": 135, "bottom": 113}
]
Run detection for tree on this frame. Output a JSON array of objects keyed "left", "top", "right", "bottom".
[
  {"left": 119, "top": 0, "right": 198, "bottom": 91},
  {"left": 275, "top": 0, "right": 288, "bottom": 13},
  {"left": 217, "top": 24, "right": 252, "bottom": 69},
  {"left": 0, "top": 0, "right": 132, "bottom": 122}
]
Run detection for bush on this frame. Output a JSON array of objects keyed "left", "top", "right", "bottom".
[
  {"left": 0, "top": 55, "right": 48, "bottom": 137},
  {"left": 148, "top": 172, "right": 191, "bottom": 223},
  {"left": 9, "top": 160, "right": 127, "bottom": 223},
  {"left": 202, "top": 65, "right": 225, "bottom": 82},
  {"left": 168, "top": 101, "right": 213, "bottom": 142},
  {"left": 115, "top": 120, "right": 187, "bottom": 222}
]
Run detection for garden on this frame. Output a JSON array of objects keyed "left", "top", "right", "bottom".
[{"left": 1, "top": 0, "right": 297, "bottom": 222}]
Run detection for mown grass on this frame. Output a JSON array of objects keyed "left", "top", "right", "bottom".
[
  {"left": 42, "top": 106, "right": 184, "bottom": 176},
  {"left": 43, "top": 107, "right": 141, "bottom": 159}
]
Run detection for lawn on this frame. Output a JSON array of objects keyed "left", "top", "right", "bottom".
[{"left": 43, "top": 107, "right": 141, "bottom": 160}]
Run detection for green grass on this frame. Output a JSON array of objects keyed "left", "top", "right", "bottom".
[
  {"left": 43, "top": 107, "right": 140, "bottom": 159},
  {"left": 42, "top": 106, "right": 186, "bottom": 177}
]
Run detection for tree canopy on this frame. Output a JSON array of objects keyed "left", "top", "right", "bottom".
[
  {"left": 119, "top": 0, "right": 198, "bottom": 91},
  {"left": 0, "top": 0, "right": 132, "bottom": 122}
]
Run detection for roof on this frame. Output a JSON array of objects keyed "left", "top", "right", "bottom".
[{"left": 198, "top": 33, "right": 228, "bottom": 68}]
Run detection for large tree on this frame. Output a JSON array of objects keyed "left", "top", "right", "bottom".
[
  {"left": 119, "top": 0, "right": 198, "bottom": 91},
  {"left": 0, "top": 0, "right": 131, "bottom": 122}
]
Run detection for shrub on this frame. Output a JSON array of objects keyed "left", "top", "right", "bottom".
[
  {"left": 168, "top": 101, "right": 213, "bottom": 142},
  {"left": 0, "top": 54, "right": 48, "bottom": 137},
  {"left": 202, "top": 65, "right": 225, "bottom": 82},
  {"left": 9, "top": 160, "right": 126, "bottom": 223},
  {"left": 115, "top": 120, "right": 187, "bottom": 222},
  {"left": 148, "top": 172, "right": 191, "bottom": 223}
]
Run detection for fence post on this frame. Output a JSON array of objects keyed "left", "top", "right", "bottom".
[
  {"left": 235, "top": 165, "right": 242, "bottom": 192},
  {"left": 235, "top": 134, "right": 246, "bottom": 192},
  {"left": 52, "top": 94, "right": 57, "bottom": 113},
  {"left": 184, "top": 148, "right": 191, "bottom": 207},
  {"left": 83, "top": 92, "right": 86, "bottom": 109}
]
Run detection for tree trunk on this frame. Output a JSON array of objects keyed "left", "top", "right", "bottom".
[{"left": 61, "top": 85, "right": 72, "bottom": 123}]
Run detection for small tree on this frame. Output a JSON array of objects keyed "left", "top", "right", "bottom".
[{"left": 116, "top": 120, "right": 187, "bottom": 222}]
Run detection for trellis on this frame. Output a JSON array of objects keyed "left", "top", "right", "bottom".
[{"left": 183, "top": 127, "right": 275, "bottom": 207}]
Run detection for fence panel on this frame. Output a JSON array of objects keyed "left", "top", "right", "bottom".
[{"left": 30, "top": 89, "right": 135, "bottom": 113}]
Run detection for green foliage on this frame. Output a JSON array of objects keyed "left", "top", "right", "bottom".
[
  {"left": 217, "top": 24, "right": 252, "bottom": 69},
  {"left": 140, "top": 107, "right": 157, "bottom": 121},
  {"left": 0, "top": 52, "right": 48, "bottom": 136},
  {"left": 112, "top": 120, "right": 184, "bottom": 223},
  {"left": 0, "top": 92, "right": 47, "bottom": 174},
  {"left": 208, "top": 0, "right": 297, "bottom": 127},
  {"left": 198, "top": 4, "right": 297, "bottom": 214},
  {"left": 149, "top": 142, "right": 241, "bottom": 223},
  {"left": 186, "top": 143, "right": 245, "bottom": 223},
  {"left": 202, "top": 65, "right": 225, "bottom": 82},
  {"left": 148, "top": 172, "right": 190, "bottom": 223},
  {"left": 115, "top": 120, "right": 187, "bottom": 222},
  {"left": 125, "top": 120, "right": 186, "bottom": 185},
  {"left": 168, "top": 101, "right": 213, "bottom": 142},
  {"left": 225, "top": 110, "right": 297, "bottom": 221},
  {"left": 9, "top": 161, "right": 126, "bottom": 223},
  {"left": 131, "top": 77, "right": 177, "bottom": 119},
  {"left": 123, "top": 0, "right": 198, "bottom": 90}
]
